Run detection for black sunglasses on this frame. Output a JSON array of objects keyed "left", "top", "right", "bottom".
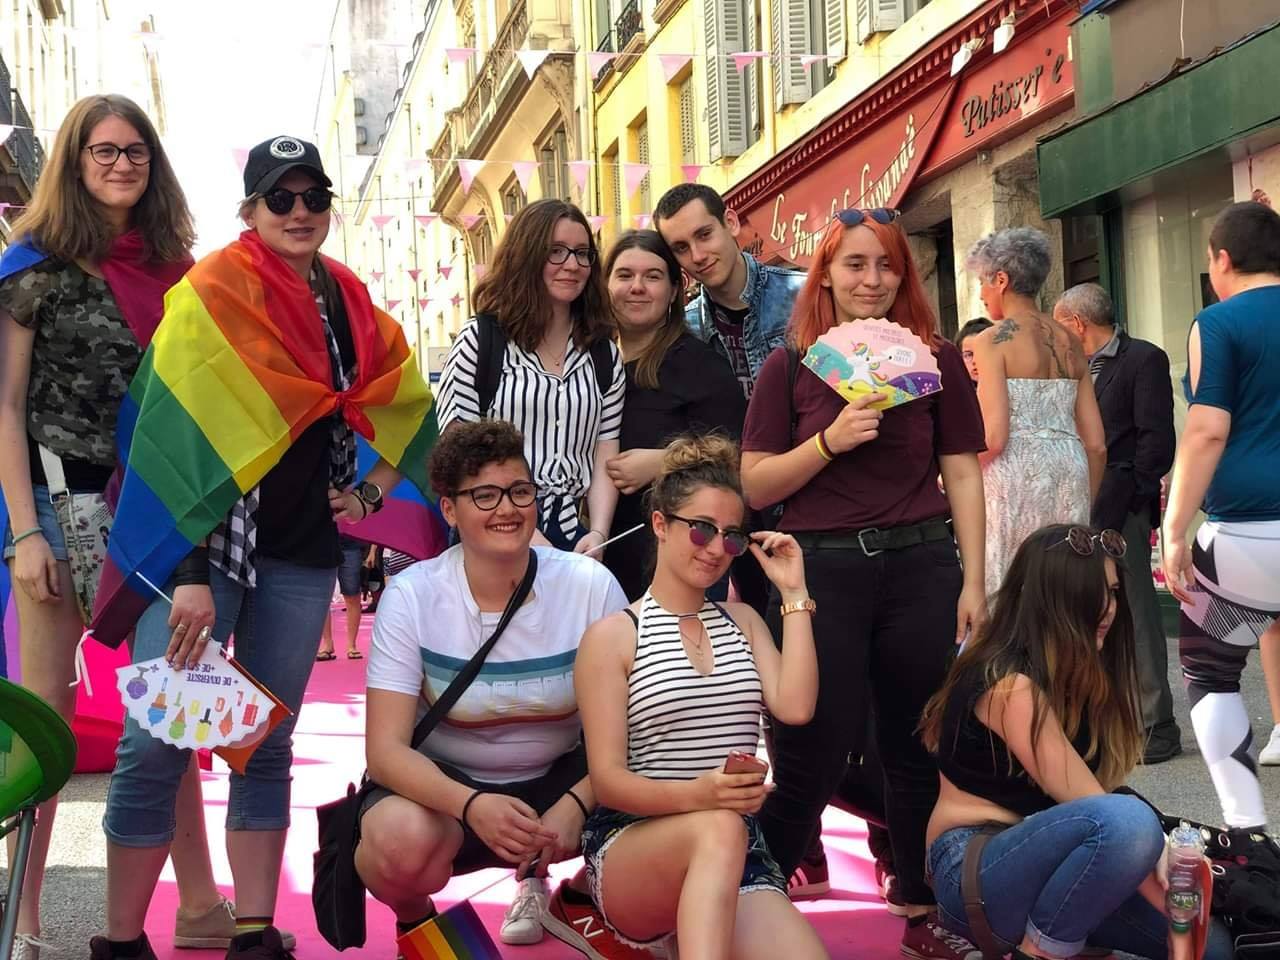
[
  {"left": 261, "top": 186, "right": 333, "bottom": 216},
  {"left": 835, "top": 208, "right": 901, "bottom": 228},
  {"left": 1054, "top": 527, "right": 1127, "bottom": 559},
  {"left": 452, "top": 481, "right": 539, "bottom": 511},
  {"left": 665, "top": 514, "right": 749, "bottom": 557}
]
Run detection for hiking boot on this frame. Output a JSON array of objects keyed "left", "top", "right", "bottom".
[
  {"left": 788, "top": 852, "right": 832, "bottom": 899},
  {"left": 173, "top": 898, "right": 296, "bottom": 951},
  {"left": 223, "top": 926, "right": 294, "bottom": 960},
  {"left": 89, "top": 935, "right": 158, "bottom": 960},
  {"left": 900, "top": 914, "right": 982, "bottom": 960},
  {"left": 501, "top": 875, "right": 549, "bottom": 945},
  {"left": 542, "top": 880, "right": 668, "bottom": 959}
]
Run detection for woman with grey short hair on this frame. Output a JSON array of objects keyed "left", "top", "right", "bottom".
[{"left": 965, "top": 226, "right": 1106, "bottom": 595}]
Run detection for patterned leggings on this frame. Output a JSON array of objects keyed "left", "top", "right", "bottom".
[{"left": 1178, "top": 519, "right": 1280, "bottom": 828}]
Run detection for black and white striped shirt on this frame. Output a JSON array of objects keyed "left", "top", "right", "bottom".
[
  {"left": 437, "top": 317, "right": 625, "bottom": 509},
  {"left": 626, "top": 593, "right": 764, "bottom": 781}
]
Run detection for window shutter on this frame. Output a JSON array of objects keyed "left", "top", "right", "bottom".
[
  {"left": 772, "top": 0, "right": 813, "bottom": 107},
  {"left": 744, "top": 0, "right": 761, "bottom": 141},
  {"left": 874, "top": 0, "right": 905, "bottom": 32},
  {"left": 855, "top": 0, "right": 872, "bottom": 43},
  {"left": 703, "top": 0, "right": 750, "bottom": 160},
  {"left": 637, "top": 121, "right": 651, "bottom": 213},
  {"left": 678, "top": 77, "right": 697, "bottom": 163},
  {"left": 825, "top": 0, "right": 847, "bottom": 64}
]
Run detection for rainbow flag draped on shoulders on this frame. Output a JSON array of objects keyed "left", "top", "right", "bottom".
[{"left": 90, "top": 230, "right": 438, "bottom": 647}]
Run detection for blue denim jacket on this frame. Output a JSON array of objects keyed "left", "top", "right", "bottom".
[{"left": 684, "top": 253, "right": 806, "bottom": 379}]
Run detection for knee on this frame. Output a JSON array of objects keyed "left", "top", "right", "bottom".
[
  {"left": 690, "top": 810, "right": 749, "bottom": 859},
  {"left": 359, "top": 807, "right": 456, "bottom": 894},
  {"left": 1096, "top": 795, "right": 1165, "bottom": 869}
]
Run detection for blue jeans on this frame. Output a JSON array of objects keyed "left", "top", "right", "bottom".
[
  {"left": 103, "top": 556, "right": 335, "bottom": 846},
  {"left": 928, "top": 795, "right": 1232, "bottom": 960},
  {"left": 2, "top": 485, "right": 70, "bottom": 561}
]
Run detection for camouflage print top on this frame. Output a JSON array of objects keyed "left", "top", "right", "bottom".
[{"left": 0, "top": 259, "right": 141, "bottom": 476}]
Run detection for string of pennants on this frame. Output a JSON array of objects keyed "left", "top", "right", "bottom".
[
  {"left": 437, "top": 47, "right": 812, "bottom": 80},
  {"left": 365, "top": 210, "right": 655, "bottom": 234}
]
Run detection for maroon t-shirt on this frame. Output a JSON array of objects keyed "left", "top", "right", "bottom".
[{"left": 742, "top": 339, "right": 985, "bottom": 533}]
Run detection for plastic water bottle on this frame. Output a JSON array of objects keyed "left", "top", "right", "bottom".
[{"left": 1166, "top": 824, "right": 1206, "bottom": 934}]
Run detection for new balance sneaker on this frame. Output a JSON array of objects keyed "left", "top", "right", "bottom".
[
  {"left": 900, "top": 914, "right": 982, "bottom": 960},
  {"left": 172, "top": 899, "right": 296, "bottom": 951},
  {"left": 1259, "top": 723, "right": 1280, "bottom": 766},
  {"left": 787, "top": 852, "right": 832, "bottom": 899},
  {"left": 541, "top": 880, "right": 666, "bottom": 959},
  {"left": 501, "top": 876, "right": 549, "bottom": 945}
]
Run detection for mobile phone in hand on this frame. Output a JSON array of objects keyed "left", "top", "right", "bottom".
[{"left": 724, "top": 750, "right": 769, "bottom": 776}]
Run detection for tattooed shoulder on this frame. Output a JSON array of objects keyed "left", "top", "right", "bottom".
[{"left": 992, "top": 318, "right": 1020, "bottom": 344}]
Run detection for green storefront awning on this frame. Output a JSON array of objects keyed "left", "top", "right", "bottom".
[{"left": 1038, "top": 20, "right": 1280, "bottom": 218}]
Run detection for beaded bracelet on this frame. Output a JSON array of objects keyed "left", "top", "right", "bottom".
[{"left": 10, "top": 527, "right": 42, "bottom": 547}]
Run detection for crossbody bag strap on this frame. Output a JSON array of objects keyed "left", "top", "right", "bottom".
[
  {"left": 37, "top": 444, "right": 69, "bottom": 499},
  {"left": 407, "top": 549, "right": 538, "bottom": 752}
]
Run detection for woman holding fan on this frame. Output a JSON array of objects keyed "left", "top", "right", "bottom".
[{"left": 740, "top": 208, "right": 987, "bottom": 960}]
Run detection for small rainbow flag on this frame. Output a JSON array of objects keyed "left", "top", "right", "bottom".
[
  {"left": 90, "top": 230, "right": 438, "bottom": 647},
  {"left": 397, "top": 902, "right": 502, "bottom": 960}
]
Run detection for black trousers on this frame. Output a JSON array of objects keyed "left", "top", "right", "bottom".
[{"left": 758, "top": 536, "right": 962, "bottom": 905}]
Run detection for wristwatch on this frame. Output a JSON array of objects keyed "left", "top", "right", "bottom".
[
  {"left": 779, "top": 597, "right": 817, "bottom": 617},
  {"left": 354, "top": 480, "right": 384, "bottom": 514}
]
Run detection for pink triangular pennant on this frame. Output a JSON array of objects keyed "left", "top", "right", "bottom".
[
  {"left": 371, "top": 271, "right": 384, "bottom": 282},
  {"left": 0, "top": 125, "right": 14, "bottom": 145},
  {"left": 415, "top": 214, "right": 438, "bottom": 228},
  {"left": 623, "top": 163, "right": 650, "bottom": 196},
  {"left": 732, "top": 51, "right": 766, "bottom": 72},
  {"left": 587, "top": 215, "right": 608, "bottom": 232},
  {"left": 504, "top": 213, "right": 516, "bottom": 224},
  {"left": 568, "top": 160, "right": 592, "bottom": 193},
  {"left": 407, "top": 269, "right": 421, "bottom": 282},
  {"left": 515, "top": 49, "right": 549, "bottom": 79},
  {"left": 800, "top": 54, "right": 828, "bottom": 69},
  {"left": 658, "top": 53, "right": 692, "bottom": 83},
  {"left": 586, "top": 51, "right": 616, "bottom": 74},
  {"left": 457, "top": 159, "right": 485, "bottom": 194},
  {"left": 418, "top": 298, "right": 432, "bottom": 310},
  {"left": 459, "top": 213, "right": 484, "bottom": 230},
  {"left": 403, "top": 158, "right": 429, "bottom": 174},
  {"left": 439, "top": 265, "right": 453, "bottom": 280},
  {"left": 474, "top": 264, "right": 488, "bottom": 279},
  {"left": 371, "top": 214, "right": 395, "bottom": 230},
  {"left": 445, "top": 46, "right": 477, "bottom": 63},
  {"left": 385, "top": 299, "right": 402, "bottom": 312},
  {"left": 231, "top": 147, "right": 249, "bottom": 172},
  {"left": 450, "top": 294, "right": 463, "bottom": 308},
  {"left": 0, "top": 203, "right": 10, "bottom": 218},
  {"left": 511, "top": 160, "right": 539, "bottom": 192},
  {"left": 680, "top": 163, "right": 704, "bottom": 183},
  {"left": 634, "top": 214, "right": 652, "bottom": 229}
]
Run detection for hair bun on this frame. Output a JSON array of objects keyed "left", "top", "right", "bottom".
[{"left": 660, "top": 433, "right": 740, "bottom": 477}]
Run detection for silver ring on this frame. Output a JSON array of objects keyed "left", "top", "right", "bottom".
[{"left": 197, "top": 625, "right": 212, "bottom": 642}]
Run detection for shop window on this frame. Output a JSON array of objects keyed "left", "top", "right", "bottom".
[
  {"left": 703, "top": 0, "right": 760, "bottom": 161},
  {"left": 678, "top": 76, "right": 697, "bottom": 164},
  {"left": 538, "top": 124, "right": 571, "bottom": 201},
  {"left": 501, "top": 176, "right": 525, "bottom": 218},
  {"left": 469, "top": 222, "right": 492, "bottom": 268},
  {"left": 774, "top": 0, "right": 845, "bottom": 106},
  {"left": 1063, "top": 215, "right": 1102, "bottom": 288}
]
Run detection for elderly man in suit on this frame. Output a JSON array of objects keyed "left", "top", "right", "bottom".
[{"left": 1054, "top": 283, "right": 1181, "bottom": 763}]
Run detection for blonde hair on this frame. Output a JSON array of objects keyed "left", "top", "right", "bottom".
[
  {"left": 647, "top": 433, "right": 743, "bottom": 516},
  {"left": 10, "top": 94, "right": 195, "bottom": 263}
]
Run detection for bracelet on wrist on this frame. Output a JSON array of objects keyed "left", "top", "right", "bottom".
[
  {"left": 814, "top": 432, "right": 834, "bottom": 462},
  {"left": 779, "top": 597, "right": 817, "bottom": 617},
  {"left": 11, "top": 526, "right": 43, "bottom": 547},
  {"left": 565, "top": 787, "right": 590, "bottom": 821},
  {"left": 461, "top": 789, "right": 486, "bottom": 830}
]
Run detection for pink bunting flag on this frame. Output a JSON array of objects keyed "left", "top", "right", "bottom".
[
  {"left": 407, "top": 269, "right": 421, "bottom": 282},
  {"left": 415, "top": 214, "right": 438, "bottom": 228},
  {"left": 457, "top": 159, "right": 485, "bottom": 194},
  {"left": 586, "top": 50, "right": 617, "bottom": 75},
  {"left": 371, "top": 271, "right": 384, "bottom": 282},
  {"left": 504, "top": 213, "right": 516, "bottom": 224},
  {"left": 680, "top": 163, "right": 704, "bottom": 182},
  {"left": 474, "top": 264, "right": 488, "bottom": 279},
  {"left": 450, "top": 294, "right": 463, "bottom": 308},
  {"left": 515, "top": 49, "right": 549, "bottom": 79},
  {"left": 511, "top": 160, "right": 539, "bottom": 192},
  {"left": 0, "top": 203, "right": 10, "bottom": 218},
  {"left": 371, "top": 214, "right": 395, "bottom": 230},
  {"left": 586, "top": 215, "right": 608, "bottom": 232},
  {"left": 800, "top": 54, "right": 828, "bottom": 69},
  {"left": 634, "top": 214, "right": 653, "bottom": 229},
  {"left": 439, "top": 265, "right": 453, "bottom": 280},
  {"left": 459, "top": 213, "right": 484, "bottom": 229},
  {"left": 418, "top": 298, "right": 432, "bottom": 310},
  {"left": 623, "top": 163, "right": 650, "bottom": 196},
  {"left": 732, "top": 51, "right": 766, "bottom": 72},
  {"left": 385, "top": 299, "right": 401, "bottom": 312},
  {"left": 231, "top": 147, "right": 250, "bottom": 173},
  {"left": 445, "top": 46, "right": 477, "bottom": 63},
  {"left": 567, "top": 160, "right": 592, "bottom": 193},
  {"left": 403, "top": 158, "right": 429, "bottom": 174},
  {"left": 658, "top": 53, "right": 692, "bottom": 83}
]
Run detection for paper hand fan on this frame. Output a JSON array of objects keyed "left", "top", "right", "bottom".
[{"left": 802, "top": 318, "right": 942, "bottom": 410}]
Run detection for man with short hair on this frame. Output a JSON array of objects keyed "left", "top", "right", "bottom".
[{"left": 1053, "top": 282, "right": 1180, "bottom": 763}]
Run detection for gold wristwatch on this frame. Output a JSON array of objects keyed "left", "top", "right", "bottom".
[{"left": 779, "top": 597, "right": 817, "bottom": 617}]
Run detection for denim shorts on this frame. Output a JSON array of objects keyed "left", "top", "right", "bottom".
[
  {"left": 2, "top": 485, "right": 69, "bottom": 562},
  {"left": 337, "top": 542, "right": 366, "bottom": 597}
]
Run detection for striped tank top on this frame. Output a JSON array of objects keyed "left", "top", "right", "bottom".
[{"left": 625, "top": 592, "right": 764, "bottom": 781}]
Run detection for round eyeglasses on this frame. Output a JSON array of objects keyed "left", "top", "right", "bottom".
[
  {"left": 453, "top": 481, "right": 539, "bottom": 511},
  {"left": 1055, "top": 527, "right": 1127, "bottom": 559},
  {"left": 85, "top": 142, "right": 152, "bottom": 166}
]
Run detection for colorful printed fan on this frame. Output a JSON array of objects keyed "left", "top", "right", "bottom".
[{"left": 802, "top": 318, "right": 942, "bottom": 410}]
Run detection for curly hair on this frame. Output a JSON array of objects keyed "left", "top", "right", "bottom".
[
  {"left": 429, "top": 420, "right": 531, "bottom": 498},
  {"left": 966, "top": 227, "right": 1052, "bottom": 297},
  {"left": 646, "top": 433, "right": 743, "bottom": 517}
]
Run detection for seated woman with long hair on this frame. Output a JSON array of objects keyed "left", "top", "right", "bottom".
[
  {"left": 556, "top": 434, "right": 826, "bottom": 960},
  {"left": 920, "top": 524, "right": 1230, "bottom": 960}
]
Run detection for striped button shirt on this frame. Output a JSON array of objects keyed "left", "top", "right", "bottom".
[{"left": 436, "top": 317, "right": 626, "bottom": 536}]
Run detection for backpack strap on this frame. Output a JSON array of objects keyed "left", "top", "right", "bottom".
[
  {"left": 588, "top": 337, "right": 616, "bottom": 398},
  {"left": 473, "top": 313, "right": 505, "bottom": 417},
  {"left": 786, "top": 345, "right": 802, "bottom": 435}
]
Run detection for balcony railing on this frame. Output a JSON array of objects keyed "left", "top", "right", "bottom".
[
  {"left": 10, "top": 89, "right": 40, "bottom": 193},
  {"left": 614, "top": 0, "right": 642, "bottom": 52},
  {"left": 457, "top": 1, "right": 528, "bottom": 150},
  {"left": 0, "top": 51, "right": 12, "bottom": 127}
]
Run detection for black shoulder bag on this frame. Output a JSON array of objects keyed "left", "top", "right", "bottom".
[
  {"left": 312, "top": 550, "right": 539, "bottom": 950},
  {"left": 474, "top": 312, "right": 615, "bottom": 416}
]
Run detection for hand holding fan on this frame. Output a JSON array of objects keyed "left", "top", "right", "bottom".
[{"left": 802, "top": 318, "right": 942, "bottom": 410}]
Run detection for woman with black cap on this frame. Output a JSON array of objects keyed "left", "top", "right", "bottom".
[{"left": 90, "top": 136, "right": 435, "bottom": 960}]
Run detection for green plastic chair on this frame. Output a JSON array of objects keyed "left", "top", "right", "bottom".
[{"left": 0, "top": 679, "right": 76, "bottom": 960}]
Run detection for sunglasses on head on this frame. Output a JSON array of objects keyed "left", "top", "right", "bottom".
[
  {"left": 665, "top": 514, "right": 749, "bottom": 556},
  {"left": 261, "top": 186, "right": 333, "bottom": 216},
  {"left": 835, "top": 208, "right": 901, "bottom": 228},
  {"left": 1054, "top": 526, "right": 1127, "bottom": 559}
]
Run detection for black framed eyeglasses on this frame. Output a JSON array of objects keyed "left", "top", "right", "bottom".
[
  {"left": 1055, "top": 527, "right": 1127, "bottom": 559},
  {"left": 665, "top": 514, "right": 749, "bottom": 557},
  {"left": 835, "top": 208, "right": 900, "bottom": 228},
  {"left": 85, "top": 142, "right": 152, "bottom": 166},
  {"left": 452, "top": 480, "right": 539, "bottom": 511},
  {"left": 261, "top": 186, "right": 333, "bottom": 216},
  {"left": 547, "top": 243, "right": 596, "bottom": 267}
]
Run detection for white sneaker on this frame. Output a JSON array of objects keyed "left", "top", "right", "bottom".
[
  {"left": 1260, "top": 723, "right": 1280, "bottom": 766},
  {"left": 501, "top": 876, "right": 549, "bottom": 945}
]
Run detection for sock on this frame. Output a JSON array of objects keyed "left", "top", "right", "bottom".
[
  {"left": 561, "top": 884, "right": 593, "bottom": 906},
  {"left": 234, "top": 916, "right": 272, "bottom": 937},
  {"left": 395, "top": 908, "right": 438, "bottom": 936},
  {"left": 107, "top": 935, "right": 149, "bottom": 958}
]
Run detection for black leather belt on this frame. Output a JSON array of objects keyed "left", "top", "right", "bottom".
[
  {"left": 792, "top": 517, "right": 953, "bottom": 557},
  {"left": 963, "top": 823, "right": 1009, "bottom": 960}
]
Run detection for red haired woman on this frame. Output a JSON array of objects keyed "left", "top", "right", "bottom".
[{"left": 741, "top": 209, "right": 988, "bottom": 960}]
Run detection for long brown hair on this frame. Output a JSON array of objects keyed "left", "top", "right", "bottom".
[
  {"left": 10, "top": 94, "right": 195, "bottom": 263},
  {"left": 472, "top": 198, "right": 610, "bottom": 351},
  {"left": 604, "top": 229, "right": 686, "bottom": 390},
  {"left": 919, "top": 524, "right": 1143, "bottom": 791},
  {"left": 789, "top": 215, "right": 939, "bottom": 352}
]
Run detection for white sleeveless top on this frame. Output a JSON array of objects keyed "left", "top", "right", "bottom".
[{"left": 625, "top": 592, "right": 764, "bottom": 781}]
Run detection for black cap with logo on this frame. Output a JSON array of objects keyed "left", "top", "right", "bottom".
[{"left": 243, "top": 135, "right": 333, "bottom": 196}]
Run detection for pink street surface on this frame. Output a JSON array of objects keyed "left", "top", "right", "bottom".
[{"left": 144, "top": 614, "right": 902, "bottom": 958}]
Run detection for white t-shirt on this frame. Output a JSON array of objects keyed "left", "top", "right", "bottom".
[{"left": 367, "top": 544, "right": 628, "bottom": 783}]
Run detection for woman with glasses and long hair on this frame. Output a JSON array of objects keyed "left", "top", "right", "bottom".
[
  {"left": 740, "top": 207, "right": 988, "bottom": 960},
  {"left": 561, "top": 433, "right": 825, "bottom": 960},
  {"left": 437, "top": 199, "right": 625, "bottom": 555},
  {"left": 920, "top": 524, "right": 1229, "bottom": 960},
  {"left": 89, "top": 136, "right": 435, "bottom": 960},
  {"left": 601, "top": 230, "right": 745, "bottom": 599}
]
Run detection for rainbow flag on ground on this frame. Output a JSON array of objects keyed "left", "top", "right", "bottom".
[
  {"left": 90, "top": 230, "right": 438, "bottom": 647},
  {"left": 396, "top": 902, "right": 502, "bottom": 960}
]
